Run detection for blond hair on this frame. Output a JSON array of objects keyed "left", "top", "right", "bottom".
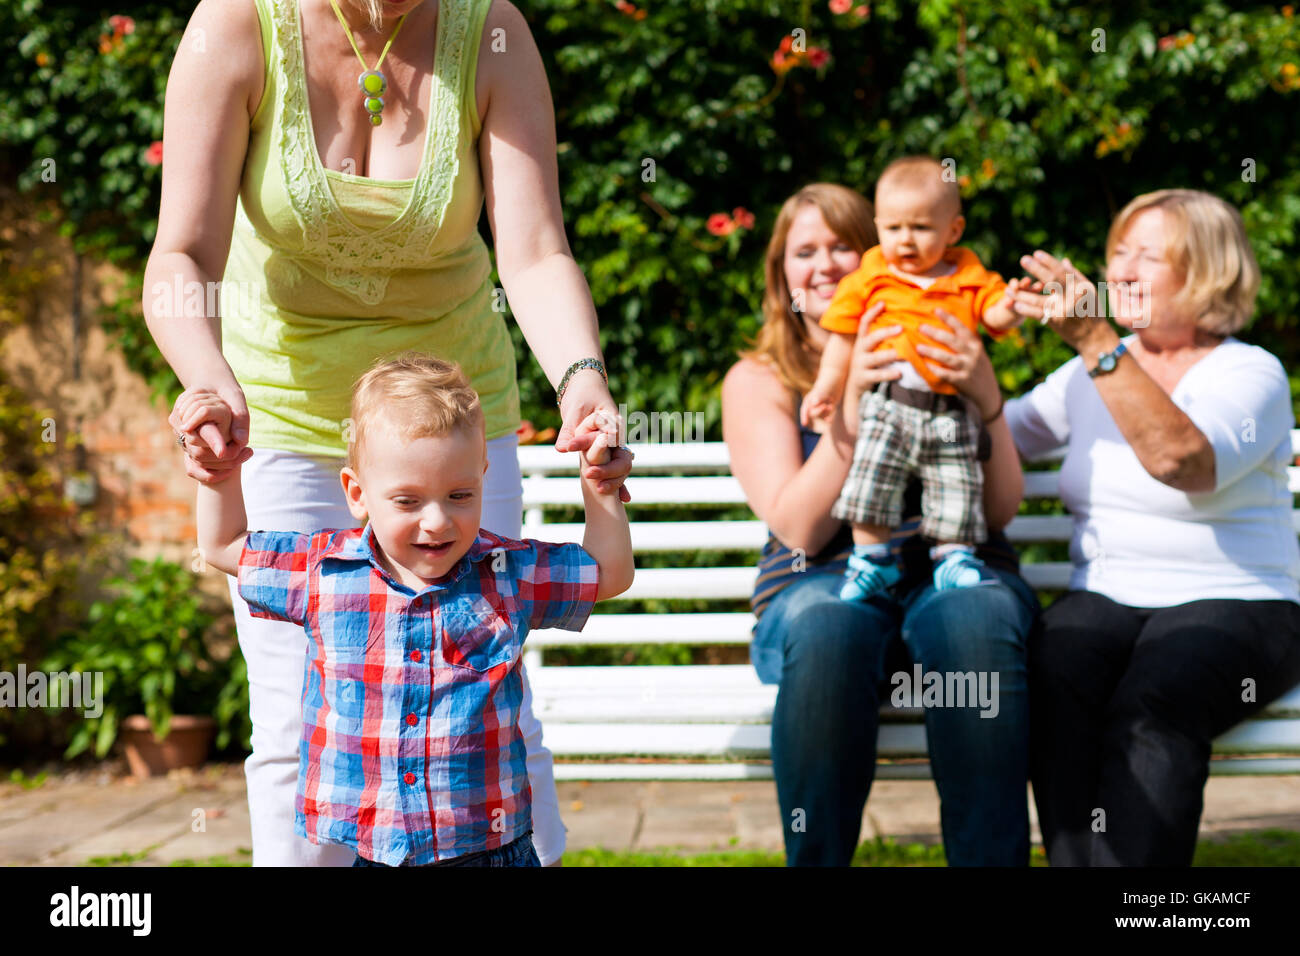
[
  {"left": 354, "top": 0, "right": 386, "bottom": 31},
  {"left": 347, "top": 353, "right": 484, "bottom": 471},
  {"left": 1106, "top": 189, "right": 1260, "bottom": 337},
  {"left": 740, "top": 183, "right": 878, "bottom": 395},
  {"left": 875, "top": 155, "right": 962, "bottom": 219}
]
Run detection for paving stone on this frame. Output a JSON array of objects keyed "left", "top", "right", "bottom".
[
  {"left": 43, "top": 791, "right": 196, "bottom": 865},
  {"left": 0, "top": 777, "right": 179, "bottom": 865},
  {"left": 556, "top": 781, "right": 642, "bottom": 852},
  {"left": 861, "top": 780, "right": 944, "bottom": 843}
]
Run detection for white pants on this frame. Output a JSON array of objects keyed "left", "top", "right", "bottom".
[{"left": 226, "top": 433, "right": 567, "bottom": 866}]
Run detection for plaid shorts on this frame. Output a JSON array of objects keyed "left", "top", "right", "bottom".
[{"left": 832, "top": 387, "right": 986, "bottom": 544}]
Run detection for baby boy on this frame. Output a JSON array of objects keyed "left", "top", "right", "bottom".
[{"left": 801, "top": 156, "right": 1024, "bottom": 600}]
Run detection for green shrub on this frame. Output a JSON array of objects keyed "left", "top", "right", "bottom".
[
  {"left": 2, "top": 2, "right": 1296, "bottom": 423},
  {"left": 41, "top": 557, "right": 251, "bottom": 759}
]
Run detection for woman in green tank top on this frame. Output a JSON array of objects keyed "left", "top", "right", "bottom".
[{"left": 145, "top": 0, "right": 630, "bottom": 868}]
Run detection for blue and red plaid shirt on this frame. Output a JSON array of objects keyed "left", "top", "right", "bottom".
[{"left": 237, "top": 523, "right": 599, "bottom": 866}]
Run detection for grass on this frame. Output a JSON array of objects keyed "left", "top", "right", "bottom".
[
  {"left": 94, "top": 831, "right": 1300, "bottom": 867},
  {"left": 1192, "top": 829, "right": 1300, "bottom": 866},
  {"left": 86, "top": 843, "right": 163, "bottom": 866},
  {"left": 168, "top": 848, "right": 253, "bottom": 867},
  {"left": 7, "top": 768, "right": 48, "bottom": 790},
  {"left": 562, "top": 831, "right": 1300, "bottom": 867}
]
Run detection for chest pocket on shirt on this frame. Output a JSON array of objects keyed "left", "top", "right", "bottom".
[{"left": 441, "top": 594, "right": 521, "bottom": 673}]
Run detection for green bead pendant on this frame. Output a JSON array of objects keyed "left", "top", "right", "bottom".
[
  {"left": 358, "top": 70, "right": 387, "bottom": 125},
  {"left": 358, "top": 70, "right": 387, "bottom": 96}
]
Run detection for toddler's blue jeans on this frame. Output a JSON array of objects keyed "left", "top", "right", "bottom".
[{"left": 352, "top": 832, "right": 540, "bottom": 868}]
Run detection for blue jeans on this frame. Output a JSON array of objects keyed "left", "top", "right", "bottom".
[
  {"left": 751, "top": 567, "right": 1037, "bottom": 866},
  {"left": 351, "top": 832, "right": 541, "bottom": 868}
]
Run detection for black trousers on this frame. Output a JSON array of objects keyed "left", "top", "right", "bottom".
[{"left": 1028, "top": 590, "right": 1300, "bottom": 866}]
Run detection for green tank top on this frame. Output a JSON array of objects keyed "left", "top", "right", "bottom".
[{"left": 221, "top": 0, "right": 519, "bottom": 456}]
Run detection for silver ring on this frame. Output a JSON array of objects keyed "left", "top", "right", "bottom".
[{"left": 175, "top": 433, "right": 186, "bottom": 448}]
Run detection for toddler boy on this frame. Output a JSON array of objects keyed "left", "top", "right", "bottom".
[{"left": 178, "top": 353, "right": 634, "bottom": 866}]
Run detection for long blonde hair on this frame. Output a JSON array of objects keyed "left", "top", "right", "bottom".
[{"left": 740, "top": 183, "right": 877, "bottom": 395}]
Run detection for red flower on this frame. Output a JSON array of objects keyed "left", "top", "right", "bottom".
[
  {"left": 706, "top": 213, "right": 736, "bottom": 236},
  {"left": 1158, "top": 35, "right": 1177, "bottom": 51},
  {"left": 854, "top": 4, "right": 870, "bottom": 16},
  {"left": 779, "top": 34, "right": 795, "bottom": 53},
  {"left": 731, "top": 207, "right": 755, "bottom": 229},
  {"left": 807, "top": 47, "right": 830, "bottom": 68},
  {"left": 144, "top": 141, "right": 163, "bottom": 166},
  {"left": 829, "top": 0, "right": 852, "bottom": 13},
  {"left": 108, "top": 15, "right": 135, "bottom": 36}
]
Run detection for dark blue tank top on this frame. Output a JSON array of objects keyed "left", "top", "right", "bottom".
[{"left": 749, "top": 424, "right": 854, "bottom": 617}]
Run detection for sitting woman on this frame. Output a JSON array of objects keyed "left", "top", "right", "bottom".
[
  {"left": 1003, "top": 188, "right": 1300, "bottom": 866},
  {"left": 722, "top": 182, "right": 1038, "bottom": 866}
]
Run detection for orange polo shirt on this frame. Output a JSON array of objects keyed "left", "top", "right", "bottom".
[{"left": 819, "top": 245, "right": 1008, "bottom": 394}]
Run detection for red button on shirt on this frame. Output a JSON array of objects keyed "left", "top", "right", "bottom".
[
  {"left": 410, "top": 649, "right": 422, "bottom": 662},
  {"left": 406, "top": 714, "right": 418, "bottom": 726},
  {"left": 404, "top": 772, "right": 416, "bottom": 785}
]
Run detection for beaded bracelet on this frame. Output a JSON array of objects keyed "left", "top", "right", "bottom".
[{"left": 556, "top": 358, "right": 608, "bottom": 408}]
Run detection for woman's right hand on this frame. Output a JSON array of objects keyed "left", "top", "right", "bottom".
[
  {"left": 840, "top": 303, "right": 902, "bottom": 438},
  {"left": 169, "top": 380, "right": 252, "bottom": 484}
]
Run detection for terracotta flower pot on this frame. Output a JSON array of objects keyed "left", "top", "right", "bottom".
[{"left": 119, "top": 714, "right": 216, "bottom": 778}]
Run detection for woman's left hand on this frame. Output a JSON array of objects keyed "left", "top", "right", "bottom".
[
  {"left": 1003, "top": 250, "right": 1115, "bottom": 354},
  {"left": 553, "top": 371, "right": 633, "bottom": 502},
  {"left": 914, "top": 309, "right": 1003, "bottom": 420}
]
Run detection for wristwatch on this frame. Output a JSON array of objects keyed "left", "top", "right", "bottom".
[{"left": 1087, "top": 341, "right": 1128, "bottom": 378}]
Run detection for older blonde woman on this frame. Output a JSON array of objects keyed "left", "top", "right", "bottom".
[{"left": 1004, "top": 189, "right": 1300, "bottom": 866}]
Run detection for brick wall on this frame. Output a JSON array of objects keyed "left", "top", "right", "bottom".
[{"left": 1, "top": 189, "right": 228, "bottom": 607}]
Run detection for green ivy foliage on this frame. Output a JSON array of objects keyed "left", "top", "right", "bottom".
[{"left": 3, "top": 0, "right": 1297, "bottom": 425}]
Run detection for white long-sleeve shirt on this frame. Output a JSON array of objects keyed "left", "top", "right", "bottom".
[{"left": 1006, "top": 335, "right": 1300, "bottom": 607}]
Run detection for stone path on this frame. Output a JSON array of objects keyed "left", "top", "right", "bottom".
[{"left": 3, "top": 762, "right": 1299, "bottom": 865}]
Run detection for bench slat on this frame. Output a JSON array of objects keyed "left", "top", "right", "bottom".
[
  {"left": 620, "top": 567, "right": 756, "bottom": 600},
  {"left": 612, "top": 562, "right": 1075, "bottom": 599},
  {"left": 520, "top": 442, "right": 733, "bottom": 472},
  {"left": 522, "top": 438, "right": 1300, "bottom": 470},
  {"left": 542, "top": 722, "right": 931, "bottom": 759},
  {"left": 550, "top": 757, "right": 1300, "bottom": 781},
  {"left": 541, "top": 719, "right": 1298, "bottom": 760},
  {"left": 524, "top": 475, "right": 747, "bottom": 508},
  {"left": 528, "top": 612, "right": 755, "bottom": 646},
  {"left": 529, "top": 666, "right": 1300, "bottom": 723},
  {"left": 525, "top": 515, "right": 1084, "bottom": 549},
  {"left": 524, "top": 520, "right": 770, "bottom": 551},
  {"left": 528, "top": 468, "right": 1300, "bottom": 505}
]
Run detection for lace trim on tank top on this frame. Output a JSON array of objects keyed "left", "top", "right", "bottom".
[{"left": 271, "top": 0, "right": 470, "bottom": 305}]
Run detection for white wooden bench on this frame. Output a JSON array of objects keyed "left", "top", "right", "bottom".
[{"left": 520, "top": 435, "right": 1300, "bottom": 781}]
